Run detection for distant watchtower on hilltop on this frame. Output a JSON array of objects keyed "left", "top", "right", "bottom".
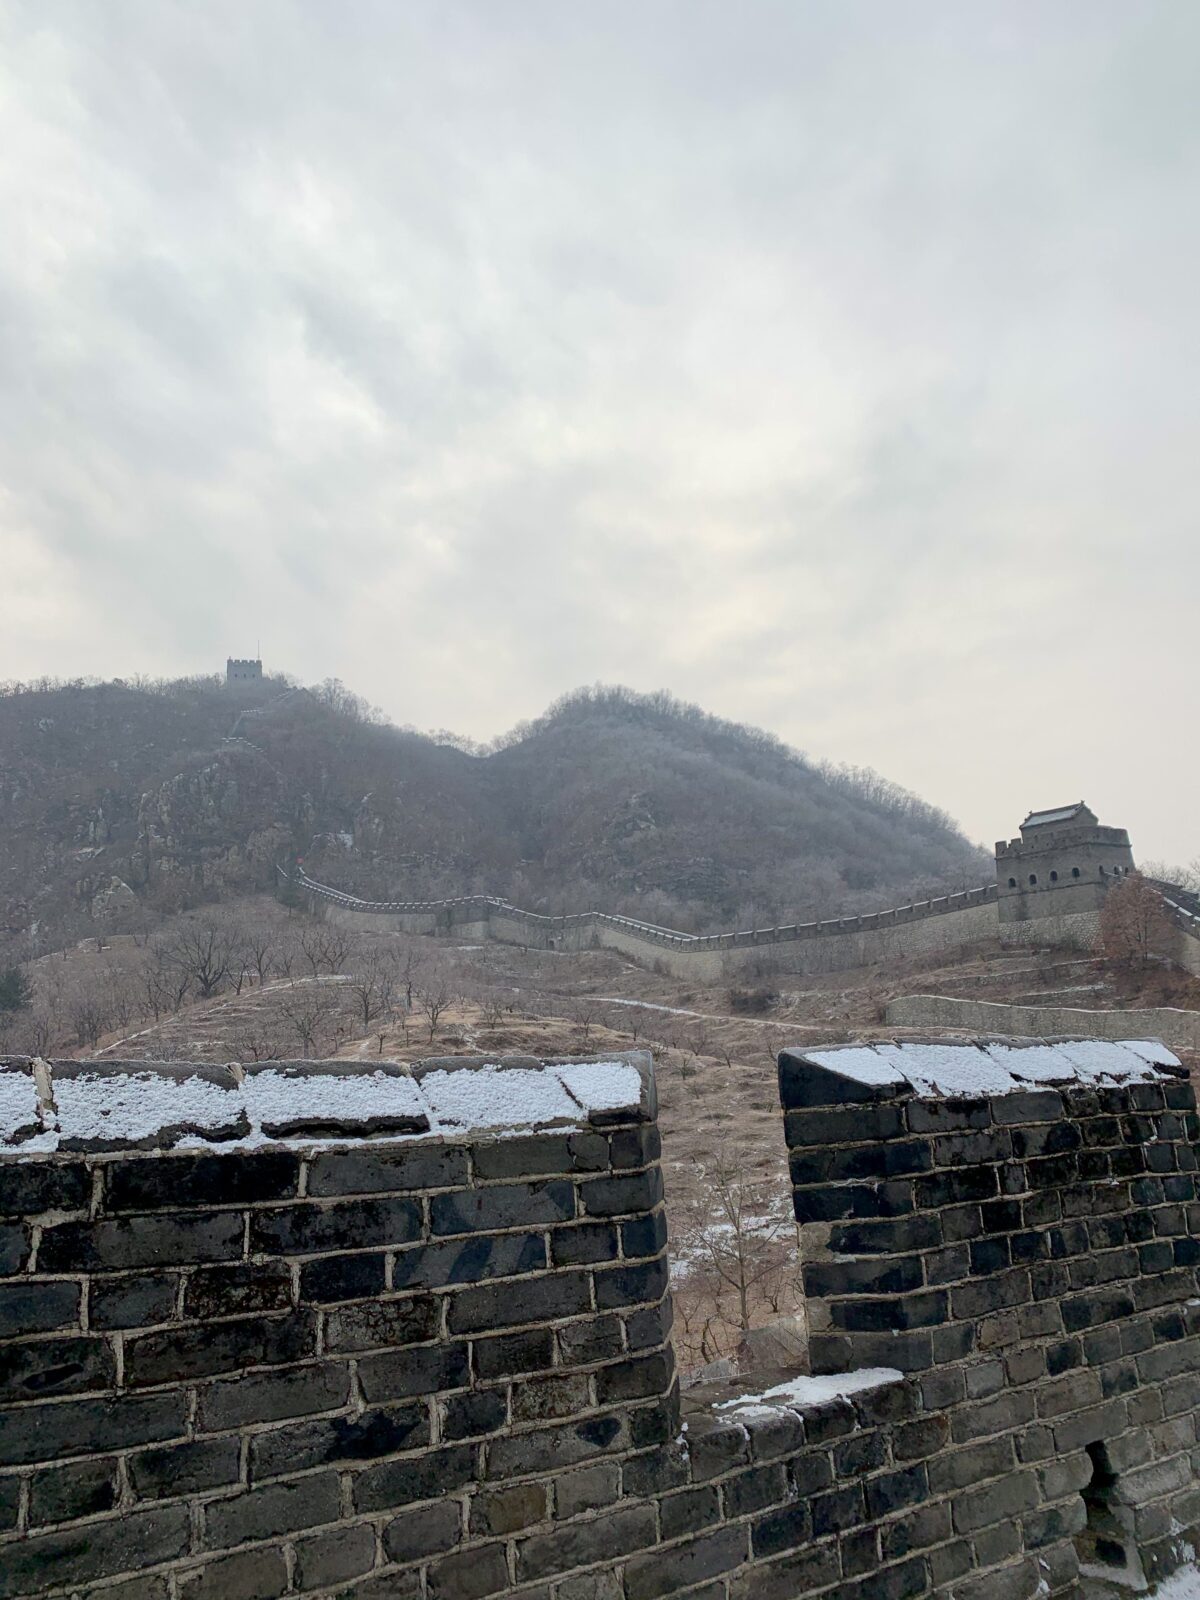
[
  {"left": 995, "top": 801, "right": 1134, "bottom": 926},
  {"left": 226, "top": 657, "right": 263, "bottom": 688}
]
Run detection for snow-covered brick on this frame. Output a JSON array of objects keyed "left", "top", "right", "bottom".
[
  {"left": 0, "top": 1059, "right": 42, "bottom": 1145},
  {"left": 716, "top": 1367, "right": 903, "bottom": 1417},
  {"left": 555, "top": 1058, "right": 648, "bottom": 1123},
  {"left": 877, "top": 1042, "right": 1015, "bottom": 1098},
  {"left": 1053, "top": 1039, "right": 1161, "bottom": 1083},
  {"left": 804, "top": 1047, "right": 905, "bottom": 1087},
  {"left": 419, "top": 1062, "right": 581, "bottom": 1131},
  {"left": 243, "top": 1063, "right": 430, "bottom": 1139},
  {"left": 52, "top": 1062, "right": 248, "bottom": 1151}
]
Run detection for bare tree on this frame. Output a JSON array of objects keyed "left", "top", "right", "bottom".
[
  {"left": 161, "top": 924, "right": 235, "bottom": 1000},
  {"left": 279, "top": 986, "right": 343, "bottom": 1054},
  {"left": 678, "top": 1150, "right": 797, "bottom": 1340},
  {"left": 242, "top": 926, "right": 278, "bottom": 987},
  {"left": 347, "top": 949, "right": 397, "bottom": 1028},
  {"left": 1099, "top": 873, "right": 1176, "bottom": 971},
  {"left": 299, "top": 924, "right": 354, "bottom": 978},
  {"left": 414, "top": 973, "right": 456, "bottom": 1042}
]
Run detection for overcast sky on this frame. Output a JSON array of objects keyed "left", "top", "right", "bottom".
[{"left": 2, "top": 2, "right": 1197, "bottom": 863}]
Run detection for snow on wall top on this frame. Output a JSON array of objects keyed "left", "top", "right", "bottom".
[
  {"left": 0, "top": 1052, "right": 653, "bottom": 1156},
  {"left": 798, "top": 1037, "right": 1181, "bottom": 1099}
]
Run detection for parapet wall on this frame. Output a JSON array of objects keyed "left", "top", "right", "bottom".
[
  {"left": 3, "top": 1042, "right": 1200, "bottom": 1599},
  {"left": 301, "top": 868, "right": 1006, "bottom": 980},
  {"left": 885, "top": 994, "right": 1200, "bottom": 1054}
]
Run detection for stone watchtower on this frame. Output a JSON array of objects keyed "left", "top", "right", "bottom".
[
  {"left": 995, "top": 802, "right": 1134, "bottom": 930},
  {"left": 225, "top": 657, "right": 263, "bottom": 688}
]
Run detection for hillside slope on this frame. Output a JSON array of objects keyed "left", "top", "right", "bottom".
[{"left": 0, "top": 676, "right": 989, "bottom": 954}]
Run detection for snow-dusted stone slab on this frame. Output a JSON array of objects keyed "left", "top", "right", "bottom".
[
  {"left": 553, "top": 1052, "right": 655, "bottom": 1124},
  {"left": 243, "top": 1062, "right": 429, "bottom": 1139},
  {"left": 0, "top": 1058, "right": 42, "bottom": 1146},
  {"left": 715, "top": 1367, "right": 904, "bottom": 1419},
  {"left": 780, "top": 1036, "right": 1178, "bottom": 1104},
  {"left": 416, "top": 1060, "right": 581, "bottom": 1132},
  {"left": 51, "top": 1061, "right": 248, "bottom": 1152}
]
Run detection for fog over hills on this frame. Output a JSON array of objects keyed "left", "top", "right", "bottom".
[{"left": 0, "top": 674, "right": 989, "bottom": 955}]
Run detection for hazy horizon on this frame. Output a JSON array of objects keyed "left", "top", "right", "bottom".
[{"left": 3, "top": 2, "right": 1197, "bottom": 864}]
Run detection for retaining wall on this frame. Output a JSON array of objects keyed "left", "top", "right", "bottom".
[{"left": 885, "top": 994, "right": 1200, "bottom": 1054}]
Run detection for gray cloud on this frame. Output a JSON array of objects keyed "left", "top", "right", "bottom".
[{"left": 1, "top": 0, "right": 1197, "bottom": 861}]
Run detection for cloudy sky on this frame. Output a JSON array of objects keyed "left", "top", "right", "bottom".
[{"left": 2, "top": 2, "right": 1197, "bottom": 862}]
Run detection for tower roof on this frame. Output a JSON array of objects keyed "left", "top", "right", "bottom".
[{"left": 1021, "top": 802, "right": 1096, "bottom": 831}]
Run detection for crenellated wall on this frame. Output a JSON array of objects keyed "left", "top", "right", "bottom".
[{"left": 2, "top": 1042, "right": 1200, "bottom": 1599}]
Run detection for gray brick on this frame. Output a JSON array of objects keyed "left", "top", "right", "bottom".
[
  {"left": 392, "top": 1232, "right": 547, "bottom": 1289},
  {"left": 38, "top": 1212, "right": 243, "bottom": 1273},
  {"left": 353, "top": 1442, "right": 478, "bottom": 1513},
  {"left": 624, "top": 1526, "right": 748, "bottom": 1600},
  {"left": 250, "top": 1196, "right": 421, "bottom": 1255},
  {"left": 359, "top": 1342, "right": 470, "bottom": 1402},
  {"left": 90, "top": 1272, "right": 176, "bottom": 1330},
  {"left": 130, "top": 1436, "right": 243, "bottom": 1500},
  {"left": 105, "top": 1152, "right": 299, "bottom": 1212},
  {"left": 471, "top": 1482, "right": 549, "bottom": 1536},
  {"left": 294, "top": 1523, "right": 377, "bottom": 1590},
  {"left": 185, "top": 1262, "right": 293, "bottom": 1320},
  {"left": 431, "top": 1180, "right": 575, "bottom": 1236},
  {"left": 0, "top": 1390, "right": 186, "bottom": 1467},
  {"left": 516, "top": 1503, "right": 656, "bottom": 1581},
  {"left": 384, "top": 1497, "right": 464, "bottom": 1561},
  {"left": 427, "top": 1545, "right": 510, "bottom": 1599},
  {"left": 0, "top": 1504, "right": 189, "bottom": 1597},
  {"left": 204, "top": 1472, "right": 341, "bottom": 1549},
  {"left": 251, "top": 1404, "right": 429, "bottom": 1481},
  {"left": 324, "top": 1295, "right": 439, "bottom": 1354},
  {"left": 448, "top": 1271, "right": 591, "bottom": 1333},
  {"left": 0, "top": 1333, "right": 115, "bottom": 1402},
  {"left": 307, "top": 1144, "right": 469, "bottom": 1196},
  {"left": 197, "top": 1362, "right": 351, "bottom": 1431},
  {"left": 0, "top": 1163, "right": 89, "bottom": 1218},
  {"left": 0, "top": 1223, "right": 31, "bottom": 1275},
  {"left": 125, "top": 1312, "right": 314, "bottom": 1388},
  {"left": 0, "top": 1279, "right": 81, "bottom": 1337},
  {"left": 29, "top": 1457, "right": 118, "bottom": 1525},
  {"left": 178, "top": 1547, "right": 290, "bottom": 1600}
]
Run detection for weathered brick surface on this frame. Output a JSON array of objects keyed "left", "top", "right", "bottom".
[{"left": 1, "top": 1047, "right": 1198, "bottom": 1599}]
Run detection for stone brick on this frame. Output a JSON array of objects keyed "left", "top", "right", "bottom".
[
  {"left": 431, "top": 1180, "right": 574, "bottom": 1236},
  {"left": 484, "top": 1415, "right": 628, "bottom": 1479},
  {"left": 0, "top": 1504, "right": 189, "bottom": 1597},
  {"left": 177, "top": 1547, "right": 290, "bottom": 1600},
  {"left": 0, "top": 1163, "right": 89, "bottom": 1218},
  {"left": 448, "top": 1270, "right": 591, "bottom": 1333},
  {"left": 37, "top": 1211, "right": 243, "bottom": 1273},
  {"left": 624, "top": 1526, "right": 748, "bottom": 1600},
  {"left": 353, "top": 1442, "right": 479, "bottom": 1514},
  {"left": 125, "top": 1311, "right": 314, "bottom": 1388},
  {"left": 299, "top": 1252, "right": 387, "bottom": 1303},
  {"left": 516, "top": 1503, "right": 657, "bottom": 1581},
  {"left": 250, "top": 1196, "right": 421, "bottom": 1255},
  {"left": 579, "top": 1169, "right": 665, "bottom": 1218},
  {"left": 204, "top": 1472, "right": 342, "bottom": 1549},
  {"left": 384, "top": 1496, "right": 464, "bottom": 1561},
  {"left": 511, "top": 1373, "right": 591, "bottom": 1424},
  {"left": 557, "top": 1315, "right": 623, "bottom": 1366},
  {"left": 0, "top": 1223, "right": 30, "bottom": 1275},
  {"left": 472, "top": 1133, "right": 608, "bottom": 1180},
  {"left": 722, "top": 1463, "right": 788, "bottom": 1519},
  {"left": 472, "top": 1481, "right": 549, "bottom": 1535},
  {"left": 250, "top": 1403, "right": 430, "bottom": 1481},
  {"left": 307, "top": 1144, "right": 469, "bottom": 1195},
  {"left": 444, "top": 1389, "right": 508, "bottom": 1440},
  {"left": 105, "top": 1152, "right": 299, "bottom": 1212},
  {"left": 90, "top": 1271, "right": 176, "bottom": 1330},
  {"left": 197, "top": 1362, "right": 351, "bottom": 1432},
  {"left": 0, "top": 1278, "right": 81, "bottom": 1337},
  {"left": 594, "top": 1256, "right": 668, "bottom": 1310},
  {"left": 184, "top": 1262, "right": 293, "bottom": 1319},
  {"left": 130, "top": 1436, "right": 242, "bottom": 1500},
  {"left": 28, "top": 1456, "right": 118, "bottom": 1525},
  {"left": 427, "top": 1544, "right": 510, "bottom": 1599},
  {"left": 595, "top": 1350, "right": 672, "bottom": 1404},
  {"left": 0, "top": 1333, "right": 115, "bottom": 1402},
  {"left": 359, "top": 1342, "right": 471, "bottom": 1401},
  {"left": 393, "top": 1231, "right": 547, "bottom": 1288},
  {"left": 324, "top": 1295, "right": 439, "bottom": 1353},
  {"left": 661, "top": 1484, "right": 721, "bottom": 1538},
  {"left": 293, "top": 1523, "right": 377, "bottom": 1590}
]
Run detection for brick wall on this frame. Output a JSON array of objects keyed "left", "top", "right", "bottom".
[
  {"left": 784, "top": 1038, "right": 1200, "bottom": 1594},
  {"left": 2, "top": 1043, "right": 1200, "bottom": 1599}
]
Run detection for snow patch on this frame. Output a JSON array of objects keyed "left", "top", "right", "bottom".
[
  {"left": 1149, "top": 1564, "right": 1200, "bottom": 1599},
  {"left": 717, "top": 1368, "right": 903, "bottom": 1416},
  {"left": 420, "top": 1064, "right": 580, "bottom": 1130},
  {"left": 555, "top": 1059, "right": 644, "bottom": 1117},
  {"left": 243, "top": 1070, "right": 427, "bottom": 1137},
  {"left": 54, "top": 1071, "right": 245, "bottom": 1150},
  {"left": 0, "top": 1067, "right": 41, "bottom": 1144},
  {"left": 805, "top": 1047, "right": 905, "bottom": 1087}
]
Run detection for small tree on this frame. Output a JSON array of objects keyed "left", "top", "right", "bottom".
[
  {"left": 1099, "top": 873, "right": 1176, "bottom": 971},
  {"left": 0, "top": 968, "right": 32, "bottom": 1014}
]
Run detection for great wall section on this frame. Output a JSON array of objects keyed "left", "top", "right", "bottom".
[
  {"left": 3, "top": 1039, "right": 1200, "bottom": 1599},
  {"left": 293, "top": 803, "right": 1200, "bottom": 987}
]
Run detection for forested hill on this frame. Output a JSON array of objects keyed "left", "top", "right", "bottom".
[{"left": 0, "top": 676, "right": 989, "bottom": 955}]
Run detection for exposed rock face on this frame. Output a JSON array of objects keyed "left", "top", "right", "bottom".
[{"left": 89, "top": 876, "right": 138, "bottom": 922}]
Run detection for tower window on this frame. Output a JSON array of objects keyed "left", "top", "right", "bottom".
[
  {"left": 1029, "top": 874, "right": 1038, "bottom": 886},
  {"left": 1050, "top": 871, "right": 1058, "bottom": 882},
  {"left": 1008, "top": 878, "right": 1017, "bottom": 889},
  {"left": 1072, "top": 867, "right": 1080, "bottom": 878}
]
